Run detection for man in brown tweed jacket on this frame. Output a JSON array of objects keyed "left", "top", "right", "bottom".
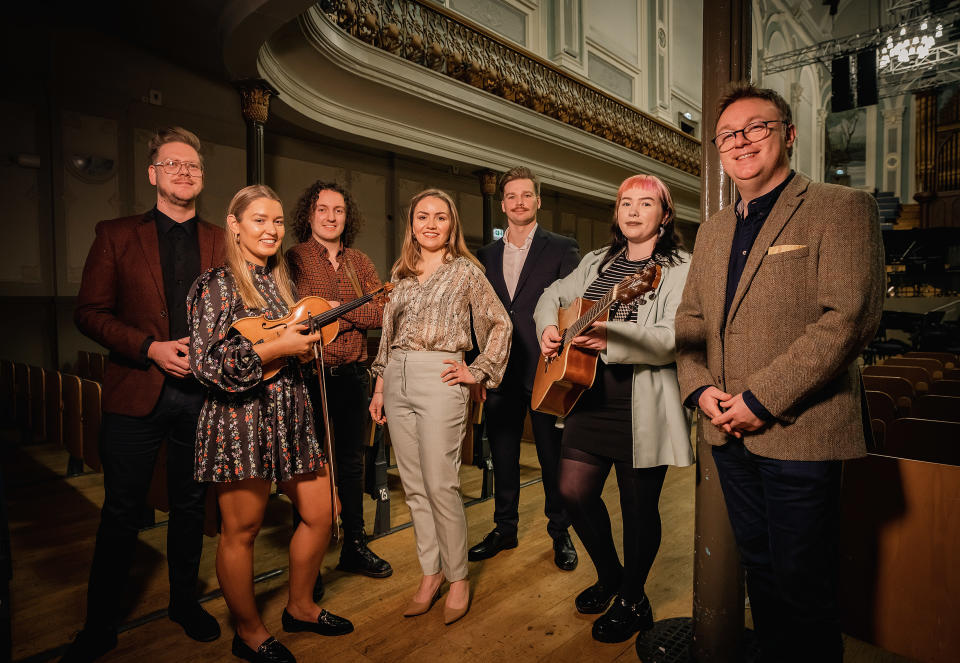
[{"left": 675, "top": 84, "right": 884, "bottom": 662}]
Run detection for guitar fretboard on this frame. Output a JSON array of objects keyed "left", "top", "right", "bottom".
[{"left": 562, "top": 288, "right": 617, "bottom": 345}]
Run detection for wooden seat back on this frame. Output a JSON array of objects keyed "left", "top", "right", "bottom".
[
  {"left": 29, "top": 366, "right": 45, "bottom": 441},
  {"left": 44, "top": 370, "right": 62, "bottom": 448},
  {"left": 929, "top": 379, "right": 960, "bottom": 397},
  {"left": 61, "top": 374, "right": 84, "bottom": 468},
  {"left": 76, "top": 351, "right": 91, "bottom": 381},
  {"left": 0, "top": 360, "right": 12, "bottom": 416},
  {"left": 943, "top": 368, "right": 960, "bottom": 380},
  {"left": 911, "top": 395, "right": 960, "bottom": 423},
  {"left": 14, "top": 362, "right": 31, "bottom": 428},
  {"left": 81, "top": 380, "right": 102, "bottom": 472},
  {"left": 863, "top": 364, "right": 931, "bottom": 393},
  {"left": 840, "top": 454, "right": 960, "bottom": 662},
  {"left": 904, "top": 351, "right": 957, "bottom": 368},
  {"left": 865, "top": 390, "right": 896, "bottom": 426},
  {"left": 89, "top": 354, "right": 106, "bottom": 383},
  {"left": 862, "top": 375, "right": 914, "bottom": 413},
  {"left": 884, "top": 357, "right": 943, "bottom": 380},
  {"left": 882, "top": 418, "right": 960, "bottom": 465}
]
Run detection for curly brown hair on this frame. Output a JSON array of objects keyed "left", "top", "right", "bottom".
[{"left": 291, "top": 181, "right": 364, "bottom": 247}]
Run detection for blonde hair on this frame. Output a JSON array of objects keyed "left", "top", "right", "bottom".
[
  {"left": 224, "top": 185, "right": 297, "bottom": 310},
  {"left": 391, "top": 189, "right": 482, "bottom": 280}
]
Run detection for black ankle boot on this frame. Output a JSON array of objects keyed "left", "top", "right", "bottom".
[{"left": 336, "top": 532, "right": 392, "bottom": 578}]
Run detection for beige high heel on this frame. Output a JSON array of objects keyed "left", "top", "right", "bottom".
[
  {"left": 403, "top": 585, "right": 442, "bottom": 617},
  {"left": 443, "top": 588, "right": 472, "bottom": 625}
]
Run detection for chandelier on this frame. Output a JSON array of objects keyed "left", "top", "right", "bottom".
[{"left": 879, "top": 20, "right": 943, "bottom": 70}]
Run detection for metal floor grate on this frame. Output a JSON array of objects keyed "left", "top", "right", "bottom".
[{"left": 636, "top": 618, "right": 760, "bottom": 662}]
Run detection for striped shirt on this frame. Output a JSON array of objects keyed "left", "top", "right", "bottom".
[{"left": 582, "top": 252, "right": 652, "bottom": 323}]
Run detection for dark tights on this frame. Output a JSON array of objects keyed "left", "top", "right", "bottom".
[{"left": 558, "top": 446, "right": 668, "bottom": 602}]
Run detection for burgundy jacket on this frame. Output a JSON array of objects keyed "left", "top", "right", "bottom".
[{"left": 75, "top": 209, "right": 226, "bottom": 416}]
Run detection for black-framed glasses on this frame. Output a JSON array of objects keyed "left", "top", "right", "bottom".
[
  {"left": 712, "top": 120, "right": 787, "bottom": 152},
  {"left": 152, "top": 159, "right": 204, "bottom": 177}
]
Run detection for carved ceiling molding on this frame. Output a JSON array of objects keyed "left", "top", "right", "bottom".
[{"left": 313, "top": 0, "right": 701, "bottom": 176}]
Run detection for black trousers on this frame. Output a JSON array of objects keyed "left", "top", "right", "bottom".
[
  {"left": 309, "top": 364, "right": 369, "bottom": 537},
  {"left": 485, "top": 382, "right": 569, "bottom": 539},
  {"left": 85, "top": 380, "right": 206, "bottom": 630},
  {"left": 712, "top": 439, "right": 843, "bottom": 663}
]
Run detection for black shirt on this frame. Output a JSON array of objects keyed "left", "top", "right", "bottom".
[
  {"left": 155, "top": 207, "right": 201, "bottom": 341},
  {"left": 724, "top": 171, "right": 796, "bottom": 319}
]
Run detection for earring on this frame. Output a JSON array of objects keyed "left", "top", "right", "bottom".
[
  {"left": 235, "top": 233, "right": 240, "bottom": 243},
  {"left": 658, "top": 225, "right": 666, "bottom": 238}
]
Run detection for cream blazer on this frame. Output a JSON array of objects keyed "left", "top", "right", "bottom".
[{"left": 533, "top": 248, "right": 693, "bottom": 469}]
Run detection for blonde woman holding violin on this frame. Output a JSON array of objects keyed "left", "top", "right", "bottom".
[{"left": 188, "top": 184, "right": 353, "bottom": 663}]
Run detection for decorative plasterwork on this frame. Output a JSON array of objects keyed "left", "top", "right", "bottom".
[{"left": 312, "top": 0, "right": 700, "bottom": 176}]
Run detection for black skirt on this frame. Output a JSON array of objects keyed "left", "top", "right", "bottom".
[{"left": 561, "top": 360, "right": 634, "bottom": 462}]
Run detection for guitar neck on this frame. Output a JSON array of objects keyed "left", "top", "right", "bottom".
[
  {"left": 563, "top": 289, "right": 617, "bottom": 344},
  {"left": 308, "top": 287, "right": 383, "bottom": 328}
]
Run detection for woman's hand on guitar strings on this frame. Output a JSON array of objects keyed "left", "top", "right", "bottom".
[
  {"left": 440, "top": 359, "right": 477, "bottom": 386},
  {"left": 540, "top": 325, "right": 563, "bottom": 357},
  {"left": 572, "top": 322, "right": 607, "bottom": 351}
]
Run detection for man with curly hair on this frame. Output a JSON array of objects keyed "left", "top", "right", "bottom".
[{"left": 287, "top": 181, "right": 392, "bottom": 590}]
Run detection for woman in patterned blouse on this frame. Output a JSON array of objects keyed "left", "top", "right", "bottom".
[
  {"left": 369, "top": 189, "right": 512, "bottom": 625},
  {"left": 188, "top": 185, "right": 353, "bottom": 663}
]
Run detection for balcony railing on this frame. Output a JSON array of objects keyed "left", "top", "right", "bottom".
[{"left": 316, "top": 0, "right": 701, "bottom": 176}]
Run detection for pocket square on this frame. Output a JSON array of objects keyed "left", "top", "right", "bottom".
[{"left": 767, "top": 244, "right": 807, "bottom": 255}]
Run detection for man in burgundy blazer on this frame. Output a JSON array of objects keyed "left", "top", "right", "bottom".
[{"left": 64, "top": 128, "right": 225, "bottom": 663}]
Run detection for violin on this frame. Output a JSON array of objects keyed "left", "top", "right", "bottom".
[{"left": 231, "top": 283, "right": 393, "bottom": 379}]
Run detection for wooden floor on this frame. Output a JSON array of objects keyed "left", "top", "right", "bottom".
[{"left": 4, "top": 433, "right": 915, "bottom": 662}]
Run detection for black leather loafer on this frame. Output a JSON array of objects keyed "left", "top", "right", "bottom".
[
  {"left": 59, "top": 627, "right": 117, "bottom": 663},
  {"left": 467, "top": 529, "right": 518, "bottom": 561},
  {"left": 231, "top": 634, "right": 295, "bottom": 663},
  {"left": 575, "top": 582, "right": 618, "bottom": 614},
  {"left": 553, "top": 532, "right": 578, "bottom": 571},
  {"left": 169, "top": 601, "right": 221, "bottom": 642},
  {"left": 281, "top": 608, "right": 354, "bottom": 636},
  {"left": 591, "top": 595, "right": 654, "bottom": 643},
  {"left": 336, "top": 533, "right": 393, "bottom": 578}
]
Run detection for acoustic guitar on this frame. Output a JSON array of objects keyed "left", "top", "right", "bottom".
[
  {"left": 530, "top": 265, "right": 661, "bottom": 417},
  {"left": 231, "top": 284, "right": 393, "bottom": 380}
]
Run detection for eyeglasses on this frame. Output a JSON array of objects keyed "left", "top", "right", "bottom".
[
  {"left": 152, "top": 159, "right": 204, "bottom": 177},
  {"left": 712, "top": 120, "right": 787, "bottom": 152}
]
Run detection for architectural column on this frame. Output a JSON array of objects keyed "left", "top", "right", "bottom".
[
  {"left": 236, "top": 79, "right": 278, "bottom": 185},
  {"left": 882, "top": 106, "right": 905, "bottom": 198},
  {"left": 816, "top": 108, "right": 828, "bottom": 183},
  {"left": 915, "top": 89, "right": 937, "bottom": 195},
  {"left": 637, "top": 0, "right": 751, "bottom": 661},
  {"left": 479, "top": 170, "right": 498, "bottom": 246}
]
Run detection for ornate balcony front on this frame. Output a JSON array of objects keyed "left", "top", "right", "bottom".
[{"left": 317, "top": 0, "right": 700, "bottom": 177}]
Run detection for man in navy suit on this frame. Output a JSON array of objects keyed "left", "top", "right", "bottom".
[{"left": 468, "top": 167, "right": 581, "bottom": 569}]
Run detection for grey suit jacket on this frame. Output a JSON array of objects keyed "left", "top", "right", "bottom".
[{"left": 675, "top": 174, "right": 884, "bottom": 461}]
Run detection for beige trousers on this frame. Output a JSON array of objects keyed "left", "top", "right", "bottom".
[{"left": 383, "top": 350, "right": 470, "bottom": 581}]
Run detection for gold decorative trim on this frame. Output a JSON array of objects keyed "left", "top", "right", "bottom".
[{"left": 316, "top": 0, "right": 701, "bottom": 176}]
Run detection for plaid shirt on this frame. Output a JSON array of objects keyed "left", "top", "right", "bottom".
[{"left": 287, "top": 239, "right": 384, "bottom": 366}]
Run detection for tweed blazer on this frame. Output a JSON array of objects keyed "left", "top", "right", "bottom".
[
  {"left": 75, "top": 210, "right": 226, "bottom": 417},
  {"left": 534, "top": 248, "right": 693, "bottom": 469},
  {"left": 675, "top": 174, "right": 884, "bottom": 461},
  {"left": 477, "top": 226, "right": 580, "bottom": 393}
]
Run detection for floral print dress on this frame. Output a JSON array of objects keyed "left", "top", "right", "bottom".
[{"left": 188, "top": 263, "right": 324, "bottom": 483}]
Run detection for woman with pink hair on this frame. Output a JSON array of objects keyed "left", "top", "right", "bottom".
[{"left": 533, "top": 174, "right": 692, "bottom": 643}]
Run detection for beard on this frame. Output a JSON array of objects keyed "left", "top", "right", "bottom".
[{"left": 159, "top": 182, "right": 200, "bottom": 208}]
